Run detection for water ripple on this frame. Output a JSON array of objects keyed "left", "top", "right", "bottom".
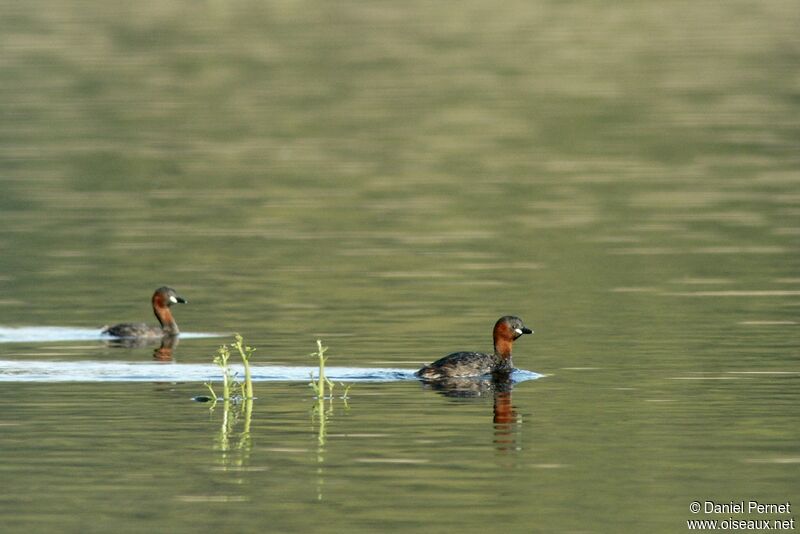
[
  {"left": 0, "top": 326, "right": 223, "bottom": 343},
  {"left": 0, "top": 360, "right": 544, "bottom": 383}
]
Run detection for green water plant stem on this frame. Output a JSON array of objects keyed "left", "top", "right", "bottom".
[
  {"left": 232, "top": 334, "right": 255, "bottom": 400},
  {"left": 213, "top": 342, "right": 232, "bottom": 401},
  {"left": 307, "top": 339, "right": 353, "bottom": 502},
  {"left": 309, "top": 339, "right": 334, "bottom": 399}
]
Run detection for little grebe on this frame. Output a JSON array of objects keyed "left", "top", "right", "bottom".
[
  {"left": 416, "top": 316, "right": 532, "bottom": 380},
  {"left": 102, "top": 286, "right": 187, "bottom": 338}
]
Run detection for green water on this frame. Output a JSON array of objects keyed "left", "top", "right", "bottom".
[{"left": 1, "top": 0, "right": 798, "bottom": 532}]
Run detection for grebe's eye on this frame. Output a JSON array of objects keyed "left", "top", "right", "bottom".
[{"left": 169, "top": 295, "right": 178, "bottom": 304}]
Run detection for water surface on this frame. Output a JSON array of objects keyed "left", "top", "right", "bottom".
[{"left": 1, "top": 0, "right": 798, "bottom": 532}]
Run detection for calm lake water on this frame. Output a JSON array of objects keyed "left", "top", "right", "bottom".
[{"left": 1, "top": 1, "right": 798, "bottom": 532}]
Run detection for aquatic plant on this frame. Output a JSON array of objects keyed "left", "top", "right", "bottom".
[
  {"left": 308, "top": 339, "right": 351, "bottom": 502},
  {"left": 201, "top": 335, "right": 255, "bottom": 470},
  {"left": 308, "top": 339, "right": 352, "bottom": 452},
  {"left": 308, "top": 339, "right": 352, "bottom": 400},
  {"left": 232, "top": 334, "right": 255, "bottom": 400},
  {"left": 203, "top": 334, "right": 255, "bottom": 404},
  {"left": 308, "top": 339, "right": 332, "bottom": 399}
]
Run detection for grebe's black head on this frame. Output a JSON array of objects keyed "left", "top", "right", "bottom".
[
  {"left": 495, "top": 315, "right": 533, "bottom": 340},
  {"left": 153, "top": 286, "right": 187, "bottom": 307}
]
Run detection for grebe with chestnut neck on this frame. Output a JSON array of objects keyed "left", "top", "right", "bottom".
[
  {"left": 416, "top": 316, "right": 533, "bottom": 380},
  {"left": 102, "top": 286, "right": 187, "bottom": 339}
]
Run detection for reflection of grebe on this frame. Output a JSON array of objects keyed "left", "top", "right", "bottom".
[
  {"left": 492, "top": 388, "right": 518, "bottom": 452},
  {"left": 152, "top": 334, "right": 179, "bottom": 361},
  {"left": 416, "top": 316, "right": 532, "bottom": 380},
  {"left": 421, "top": 375, "right": 521, "bottom": 451},
  {"left": 420, "top": 374, "right": 512, "bottom": 397},
  {"left": 102, "top": 287, "right": 187, "bottom": 339}
]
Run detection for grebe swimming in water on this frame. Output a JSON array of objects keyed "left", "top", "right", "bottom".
[
  {"left": 102, "top": 286, "right": 187, "bottom": 339},
  {"left": 416, "top": 316, "right": 532, "bottom": 380}
]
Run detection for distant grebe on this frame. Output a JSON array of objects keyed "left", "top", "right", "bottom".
[
  {"left": 102, "top": 286, "right": 187, "bottom": 338},
  {"left": 416, "top": 316, "right": 532, "bottom": 380}
]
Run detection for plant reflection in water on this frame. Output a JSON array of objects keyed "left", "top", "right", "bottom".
[
  {"left": 200, "top": 335, "right": 256, "bottom": 470},
  {"left": 208, "top": 393, "right": 254, "bottom": 471},
  {"left": 309, "top": 340, "right": 351, "bottom": 501}
]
